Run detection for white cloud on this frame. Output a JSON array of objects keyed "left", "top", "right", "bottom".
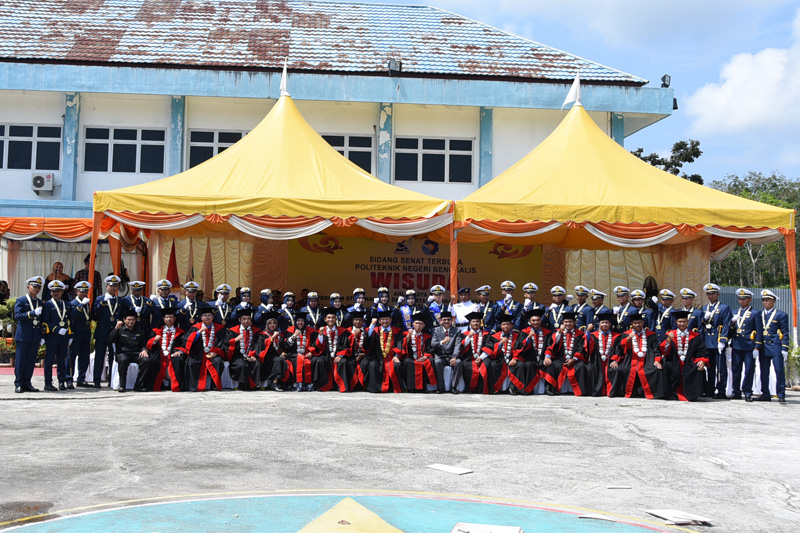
[{"left": 686, "top": 9, "right": 800, "bottom": 136}]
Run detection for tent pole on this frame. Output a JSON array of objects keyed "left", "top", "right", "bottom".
[
  {"left": 88, "top": 212, "right": 103, "bottom": 293},
  {"left": 785, "top": 231, "right": 798, "bottom": 346},
  {"left": 449, "top": 223, "right": 459, "bottom": 300}
]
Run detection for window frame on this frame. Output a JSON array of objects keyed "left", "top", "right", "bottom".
[
  {"left": 321, "top": 133, "right": 376, "bottom": 174},
  {"left": 392, "top": 135, "right": 475, "bottom": 184},
  {"left": 82, "top": 126, "right": 167, "bottom": 174},
  {"left": 186, "top": 129, "right": 248, "bottom": 169},
  {"left": 0, "top": 123, "right": 63, "bottom": 171}
]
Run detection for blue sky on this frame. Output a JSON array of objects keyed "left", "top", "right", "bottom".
[{"left": 353, "top": 0, "right": 800, "bottom": 184}]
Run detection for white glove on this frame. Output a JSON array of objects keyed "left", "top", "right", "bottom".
[
  {"left": 397, "top": 296, "right": 405, "bottom": 305},
  {"left": 704, "top": 311, "right": 713, "bottom": 321},
  {"left": 782, "top": 350, "right": 789, "bottom": 358},
  {"left": 427, "top": 295, "right": 435, "bottom": 303},
  {"left": 613, "top": 306, "right": 620, "bottom": 313},
  {"left": 524, "top": 298, "right": 532, "bottom": 307},
  {"left": 40, "top": 338, "right": 46, "bottom": 346},
  {"left": 68, "top": 339, "right": 73, "bottom": 347},
  {"left": 373, "top": 297, "right": 380, "bottom": 305},
  {"left": 215, "top": 297, "right": 223, "bottom": 306},
  {"left": 717, "top": 342, "right": 725, "bottom": 353},
  {"left": 267, "top": 304, "right": 274, "bottom": 311},
  {"left": 504, "top": 294, "right": 512, "bottom": 302},
  {"left": 549, "top": 303, "right": 557, "bottom": 310},
  {"left": 184, "top": 301, "right": 192, "bottom": 310},
  {"left": 134, "top": 306, "right": 142, "bottom": 314},
  {"left": 753, "top": 349, "right": 759, "bottom": 358},
  {"left": 34, "top": 307, "right": 43, "bottom": 316},
  {"left": 651, "top": 296, "right": 658, "bottom": 304},
  {"left": 566, "top": 294, "right": 574, "bottom": 301},
  {"left": 356, "top": 304, "right": 363, "bottom": 311},
  {"left": 281, "top": 303, "right": 287, "bottom": 311},
  {"left": 150, "top": 294, "right": 157, "bottom": 301},
  {"left": 81, "top": 297, "right": 90, "bottom": 305},
  {"left": 58, "top": 328, "right": 67, "bottom": 336},
  {"left": 104, "top": 293, "right": 112, "bottom": 301}
]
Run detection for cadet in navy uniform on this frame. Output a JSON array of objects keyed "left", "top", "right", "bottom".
[
  {"left": 629, "top": 290, "right": 657, "bottom": 332},
  {"left": 426, "top": 284, "right": 451, "bottom": 329},
  {"left": 544, "top": 285, "right": 574, "bottom": 331},
  {"left": 757, "top": 289, "right": 788, "bottom": 403},
  {"left": 253, "top": 288, "right": 274, "bottom": 331},
  {"left": 231, "top": 286, "right": 254, "bottom": 325},
  {"left": 572, "top": 285, "right": 594, "bottom": 333},
  {"left": 672, "top": 288, "right": 703, "bottom": 331},
  {"left": 654, "top": 289, "right": 676, "bottom": 342},
  {"left": 69, "top": 281, "right": 94, "bottom": 387},
  {"left": 520, "top": 283, "right": 545, "bottom": 315},
  {"left": 370, "top": 287, "right": 396, "bottom": 323},
  {"left": 151, "top": 279, "right": 180, "bottom": 328},
  {"left": 590, "top": 290, "right": 612, "bottom": 330},
  {"left": 13, "top": 276, "right": 45, "bottom": 393},
  {"left": 473, "top": 285, "right": 497, "bottom": 333},
  {"left": 493, "top": 281, "right": 522, "bottom": 331},
  {"left": 278, "top": 291, "right": 299, "bottom": 332},
  {"left": 395, "top": 290, "right": 431, "bottom": 332},
  {"left": 178, "top": 281, "right": 202, "bottom": 331},
  {"left": 211, "top": 284, "right": 234, "bottom": 329},
  {"left": 92, "top": 275, "right": 123, "bottom": 388},
  {"left": 300, "top": 291, "right": 324, "bottom": 330},
  {"left": 347, "top": 287, "right": 370, "bottom": 316},
  {"left": 121, "top": 281, "right": 154, "bottom": 330},
  {"left": 42, "top": 280, "right": 72, "bottom": 391},
  {"left": 612, "top": 286, "right": 636, "bottom": 333},
  {"left": 729, "top": 288, "right": 763, "bottom": 401},
  {"left": 701, "top": 283, "right": 732, "bottom": 399}
]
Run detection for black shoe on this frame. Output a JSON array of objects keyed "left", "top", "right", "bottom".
[
  {"left": 44, "top": 384, "right": 58, "bottom": 392},
  {"left": 756, "top": 396, "right": 771, "bottom": 402},
  {"left": 436, "top": 389, "right": 444, "bottom": 394},
  {"left": 15, "top": 386, "right": 23, "bottom": 393},
  {"left": 118, "top": 387, "right": 126, "bottom": 393},
  {"left": 93, "top": 383, "right": 101, "bottom": 389},
  {"left": 451, "top": 388, "right": 460, "bottom": 395},
  {"left": 59, "top": 382, "right": 67, "bottom": 391},
  {"left": 714, "top": 392, "right": 728, "bottom": 399},
  {"left": 731, "top": 393, "right": 742, "bottom": 400},
  {"left": 779, "top": 397, "right": 786, "bottom": 403},
  {"left": 545, "top": 390, "right": 555, "bottom": 396},
  {"left": 23, "top": 385, "right": 39, "bottom": 392},
  {"left": 77, "top": 382, "right": 91, "bottom": 388},
  {"left": 270, "top": 384, "right": 283, "bottom": 392},
  {"left": 67, "top": 383, "right": 75, "bottom": 390},
  {"left": 509, "top": 386, "right": 518, "bottom": 396},
  {"left": 745, "top": 395, "right": 753, "bottom": 402}
]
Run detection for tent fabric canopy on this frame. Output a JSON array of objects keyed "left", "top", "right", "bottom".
[{"left": 93, "top": 95, "right": 452, "bottom": 232}]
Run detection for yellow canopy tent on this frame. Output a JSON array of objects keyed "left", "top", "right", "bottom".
[
  {"left": 450, "top": 103, "right": 797, "bottom": 337},
  {"left": 89, "top": 90, "right": 452, "bottom": 294}
]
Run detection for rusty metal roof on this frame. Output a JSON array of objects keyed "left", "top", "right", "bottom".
[{"left": 0, "top": 0, "right": 647, "bottom": 84}]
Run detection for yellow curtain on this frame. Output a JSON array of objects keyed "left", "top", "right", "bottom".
[
  {"left": 253, "top": 239, "right": 288, "bottom": 293},
  {"left": 190, "top": 236, "right": 208, "bottom": 291},
  {"left": 541, "top": 244, "right": 566, "bottom": 303},
  {"left": 208, "top": 236, "right": 226, "bottom": 290},
  {"left": 158, "top": 235, "right": 174, "bottom": 282}
]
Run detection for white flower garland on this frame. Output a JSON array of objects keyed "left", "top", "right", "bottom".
[
  {"left": 240, "top": 326, "right": 252, "bottom": 356},
  {"left": 599, "top": 331, "right": 612, "bottom": 361},
  {"left": 677, "top": 331, "right": 689, "bottom": 362},
  {"left": 161, "top": 326, "right": 176, "bottom": 357},
  {"left": 200, "top": 326, "right": 215, "bottom": 354},
  {"left": 632, "top": 331, "right": 646, "bottom": 358},
  {"left": 327, "top": 326, "right": 338, "bottom": 357}
]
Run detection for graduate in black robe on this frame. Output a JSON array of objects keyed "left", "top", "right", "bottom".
[
  {"left": 478, "top": 314, "right": 514, "bottom": 394},
  {"left": 311, "top": 308, "right": 348, "bottom": 391},
  {"left": 541, "top": 312, "right": 591, "bottom": 395},
  {"left": 361, "top": 310, "right": 404, "bottom": 393},
  {"left": 252, "top": 311, "right": 286, "bottom": 391},
  {"left": 336, "top": 310, "right": 370, "bottom": 392},
  {"left": 281, "top": 314, "right": 318, "bottom": 391},
  {"left": 183, "top": 306, "right": 227, "bottom": 391},
  {"left": 145, "top": 307, "right": 186, "bottom": 391},
  {"left": 660, "top": 310, "right": 710, "bottom": 401},
  {"left": 509, "top": 308, "right": 551, "bottom": 395},
  {"left": 224, "top": 308, "right": 264, "bottom": 390},
  {"left": 458, "top": 311, "right": 493, "bottom": 393},
  {"left": 398, "top": 312, "right": 437, "bottom": 392},
  {"left": 608, "top": 313, "right": 665, "bottom": 399},
  {"left": 585, "top": 313, "right": 622, "bottom": 397}
]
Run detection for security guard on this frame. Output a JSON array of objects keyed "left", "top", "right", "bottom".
[
  {"left": 590, "top": 289, "right": 612, "bottom": 330},
  {"left": 13, "top": 276, "right": 45, "bottom": 393},
  {"left": 757, "top": 289, "right": 788, "bottom": 403},
  {"left": 92, "top": 275, "right": 123, "bottom": 387},
  {"left": 211, "top": 284, "right": 234, "bottom": 328},
  {"left": 151, "top": 279, "right": 180, "bottom": 328},
  {"left": 42, "top": 280, "right": 72, "bottom": 391},
  {"left": 729, "top": 288, "right": 762, "bottom": 401},
  {"left": 612, "top": 286, "right": 636, "bottom": 333},
  {"left": 69, "top": 281, "right": 94, "bottom": 387},
  {"left": 673, "top": 288, "right": 703, "bottom": 331},
  {"left": 476, "top": 285, "right": 499, "bottom": 333},
  {"left": 178, "top": 281, "right": 202, "bottom": 330},
  {"left": 121, "top": 281, "right": 154, "bottom": 330},
  {"left": 493, "top": 281, "right": 522, "bottom": 331},
  {"left": 701, "top": 283, "right": 732, "bottom": 399},
  {"left": 572, "top": 285, "right": 594, "bottom": 332}
]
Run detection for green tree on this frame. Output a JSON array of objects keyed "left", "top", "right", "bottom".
[
  {"left": 631, "top": 139, "right": 703, "bottom": 184},
  {"left": 709, "top": 171, "right": 800, "bottom": 287}
]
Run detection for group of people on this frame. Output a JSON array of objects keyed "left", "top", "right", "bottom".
[{"left": 12, "top": 275, "right": 789, "bottom": 403}]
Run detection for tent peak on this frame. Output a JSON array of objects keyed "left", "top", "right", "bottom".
[{"left": 280, "top": 58, "right": 290, "bottom": 97}]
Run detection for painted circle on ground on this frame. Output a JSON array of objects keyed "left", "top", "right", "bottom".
[{"left": 5, "top": 492, "right": 684, "bottom": 532}]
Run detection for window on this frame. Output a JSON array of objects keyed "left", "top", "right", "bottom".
[
  {"left": 322, "top": 134, "right": 374, "bottom": 173},
  {"left": 83, "top": 127, "right": 165, "bottom": 174},
  {"left": 188, "top": 130, "right": 245, "bottom": 168},
  {"left": 0, "top": 124, "right": 61, "bottom": 170},
  {"left": 393, "top": 137, "right": 473, "bottom": 183}
]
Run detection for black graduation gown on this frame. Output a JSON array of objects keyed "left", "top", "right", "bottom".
[
  {"left": 478, "top": 332, "right": 513, "bottom": 394},
  {"left": 336, "top": 327, "right": 370, "bottom": 392},
  {"left": 361, "top": 327, "right": 404, "bottom": 393},
  {"left": 280, "top": 326, "right": 318, "bottom": 386},
  {"left": 253, "top": 329, "right": 286, "bottom": 386},
  {"left": 458, "top": 328, "right": 492, "bottom": 392},
  {"left": 312, "top": 326, "right": 348, "bottom": 391},
  {"left": 660, "top": 331, "right": 709, "bottom": 401},
  {"left": 146, "top": 326, "right": 187, "bottom": 391},
  {"left": 586, "top": 330, "right": 622, "bottom": 397},
  {"left": 183, "top": 323, "right": 227, "bottom": 391},
  {"left": 398, "top": 331, "right": 437, "bottom": 392},
  {"left": 509, "top": 327, "right": 552, "bottom": 394},
  {"left": 225, "top": 325, "right": 264, "bottom": 390},
  {"left": 608, "top": 330, "right": 665, "bottom": 399},
  {"left": 541, "top": 329, "right": 591, "bottom": 395}
]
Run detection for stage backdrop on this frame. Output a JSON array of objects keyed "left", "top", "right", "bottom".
[{"left": 287, "top": 235, "right": 543, "bottom": 304}]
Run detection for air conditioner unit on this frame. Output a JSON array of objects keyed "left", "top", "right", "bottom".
[{"left": 32, "top": 173, "right": 54, "bottom": 195}]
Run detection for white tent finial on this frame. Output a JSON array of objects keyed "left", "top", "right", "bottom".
[
  {"left": 561, "top": 72, "right": 581, "bottom": 110},
  {"left": 280, "top": 58, "right": 290, "bottom": 97}
]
